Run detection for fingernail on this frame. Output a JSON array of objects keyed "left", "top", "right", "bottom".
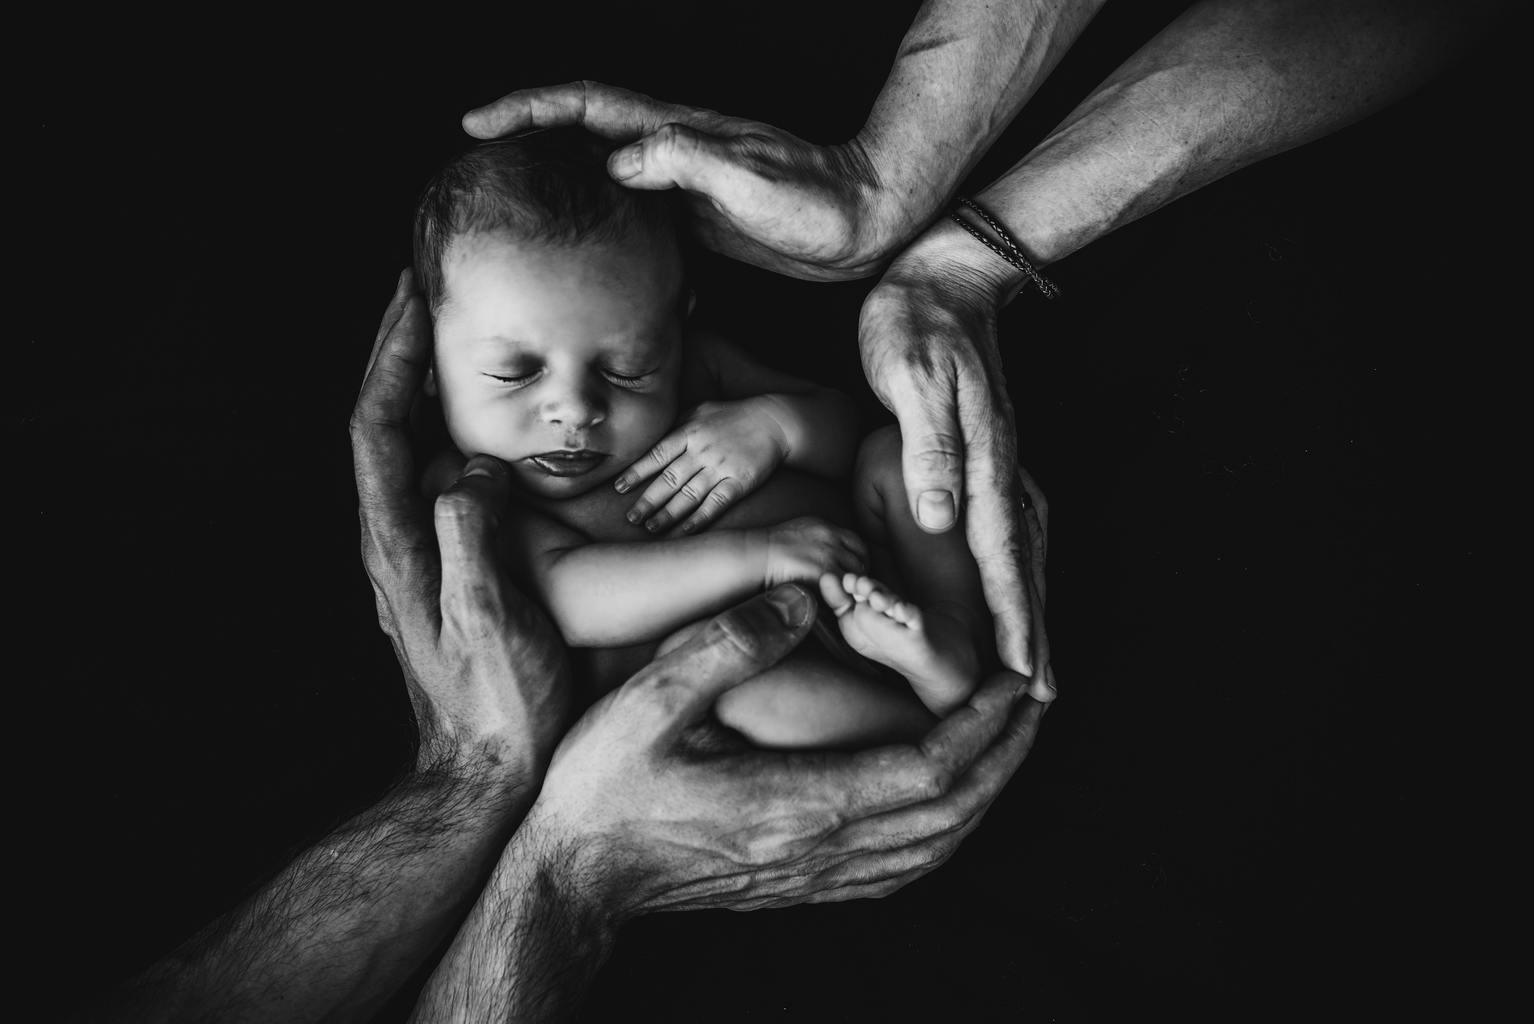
[
  {"left": 614, "top": 478, "right": 630, "bottom": 493},
  {"left": 766, "top": 586, "right": 812, "bottom": 628},
  {"left": 626, "top": 510, "right": 641, "bottom": 524},
  {"left": 609, "top": 145, "right": 642, "bottom": 180},
  {"left": 462, "top": 456, "right": 497, "bottom": 479},
  {"left": 645, "top": 519, "right": 660, "bottom": 532},
  {"left": 918, "top": 490, "right": 955, "bottom": 529}
]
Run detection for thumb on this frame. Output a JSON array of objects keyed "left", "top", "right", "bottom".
[
  {"left": 623, "top": 584, "right": 817, "bottom": 745},
  {"left": 434, "top": 455, "right": 513, "bottom": 626},
  {"left": 607, "top": 121, "right": 737, "bottom": 195},
  {"left": 893, "top": 387, "right": 966, "bottom": 534}
]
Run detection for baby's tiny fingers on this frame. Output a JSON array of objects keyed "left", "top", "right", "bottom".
[
  {"left": 628, "top": 455, "right": 697, "bottom": 525},
  {"left": 646, "top": 468, "right": 715, "bottom": 533},
  {"left": 678, "top": 479, "right": 743, "bottom": 535},
  {"left": 616, "top": 433, "right": 685, "bottom": 494}
]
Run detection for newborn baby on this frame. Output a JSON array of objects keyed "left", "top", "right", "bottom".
[{"left": 413, "top": 127, "right": 994, "bottom": 747}]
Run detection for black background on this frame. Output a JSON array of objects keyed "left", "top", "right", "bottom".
[{"left": 30, "top": 2, "right": 1514, "bottom": 1019}]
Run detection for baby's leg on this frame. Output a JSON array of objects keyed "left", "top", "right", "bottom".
[
  {"left": 659, "top": 619, "right": 935, "bottom": 749},
  {"left": 826, "top": 425, "right": 990, "bottom": 715}
]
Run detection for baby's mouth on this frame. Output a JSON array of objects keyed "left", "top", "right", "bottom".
[{"left": 525, "top": 449, "right": 609, "bottom": 478}]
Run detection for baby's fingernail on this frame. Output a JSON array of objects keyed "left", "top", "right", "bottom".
[
  {"left": 626, "top": 510, "right": 641, "bottom": 524},
  {"left": 609, "top": 145, "right": 642, "bottom": 180},
  {"left": 681, "top": 521, "right": 695, "bottom": 534},
  {"left": 645, "top": 519, "right": 661, "bottom": 532},
  {"left": 918, "top": 490, "right": 955, "bottom": 529},
  {"left": 766, "top": 585, "right": 812, "bottom": 628},
  {"left": 614, "top": 478, "right": 630, "bottom": 493}
]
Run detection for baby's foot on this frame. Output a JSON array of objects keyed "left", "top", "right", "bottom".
[{"left": 819, "top": 572, "right": 978, "bottom": 716}]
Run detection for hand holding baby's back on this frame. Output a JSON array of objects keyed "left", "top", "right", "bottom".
[{"left": 763, "top": 516, "right": 867, "bottom": 588}]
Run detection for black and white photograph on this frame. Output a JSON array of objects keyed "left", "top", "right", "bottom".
[{"left": 32, "top": 1, "right": 1514, "bottom": 1019}]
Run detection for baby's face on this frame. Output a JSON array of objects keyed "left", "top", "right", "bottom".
[{"left": 432, "top": 229, "right": 685, "bottom": 500}]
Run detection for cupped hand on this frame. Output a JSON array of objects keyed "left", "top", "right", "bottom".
[
  {"left": 615, "top": 397, "right": 788, "bottom": 535},
  {"left": 858, "top": 217, "right": 1054, "bottom": 700},
  {"left": 351, "top": 270, "right": 573, "bottom": 777},
  {"left": 461, "top": 81, "right": 899, "bottom": 281},
  {"left": 512, "top": 466, "right": 1052, "bottom": 918}
]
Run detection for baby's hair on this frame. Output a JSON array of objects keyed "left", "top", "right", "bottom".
[{"left": 413, "top": 126, "right": 681, "bottom": 315}]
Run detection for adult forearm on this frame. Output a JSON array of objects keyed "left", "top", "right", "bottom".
[
  {"left": 977, "top": 0, "right": 1496, "bottom": 272},
  {"left": 88, "top": 751, "right": 538, "bottom": 1023},
  {"left": 855, "top": 0, "right": 1107, "bottom": 252},
  {"left": 411, "top": 816, "right": 618, "bottom": 1023},
  {"left": 542, "top": 532, "right": 765, "bottom": 646}
]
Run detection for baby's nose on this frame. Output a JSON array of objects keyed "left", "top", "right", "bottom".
[{"left": 539, "top": 381, "right": 607, "bottom": 429}]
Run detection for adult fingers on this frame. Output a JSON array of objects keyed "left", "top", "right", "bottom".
[
  {"left": 819, "top": 688, "right": 1047, "bottom": 858},
  {"left": 615, "top": 431, "right": 686, "bottom": 496},
  {"left": 719, "top": 673, "right": 1030, "bottom": 833},
  {"left": 352, "top": 282, "right": 435, "bottom": 626},
  {"left": 434, "top": 456, "right": 514, "bottom": 636},
  {"left": 462, "top": 81, "right": 696, "bottom": 142},
  {"left": 886, "top": 363, "right": 966, "bottom": 534},
  {"left": 366, "top": 268, "right": 413, "bottom": 381},
  {"left": 615, "top": 584, "right": 816, "bottom": 746},
  {"left": 953, "top": 352, "right": 1035, "bottom": 677},
  {"left": 606, "top": 122, "right": 742, "bottom": 196}
]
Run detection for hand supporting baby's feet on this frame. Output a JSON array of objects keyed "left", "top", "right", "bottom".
[{"left": 818, "top": 573, "right": 979, "bottom": 715}]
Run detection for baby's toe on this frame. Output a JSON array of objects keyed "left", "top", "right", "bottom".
[
  {"left": 868, "top": 586, "right": 894, "bottom": 613},
  {"left": 892, "top": 601, "right": 921, "bottom": 628},
  {"left": 852, "top": 575, "right": 878, "bottom": 601},
  {"left": 819, "top": 572, "right": 854, "bottom": 614}
]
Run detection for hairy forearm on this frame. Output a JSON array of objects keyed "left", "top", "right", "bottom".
[
  {"left": 411, "top": 816, "right": 617, "bottom": 1023},
  {"left": 86, "top": 752, "right": 537, "bottom": 1023},
  {"left": 759, "top": 391, "right": 859, "bottom": 480},
  {"left": 979, "top": 0, "right": 1497, "bottom": 271},
  {"left": 541, "top": 531, "right": 765, "bottom": 646},
  {"left": 855, "top": 0, "right": 1107, "bottom": 250}
]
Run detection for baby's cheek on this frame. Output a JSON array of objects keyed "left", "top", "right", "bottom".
[{"left": 614, "top": 393, "right": 678, "bottom": 455}]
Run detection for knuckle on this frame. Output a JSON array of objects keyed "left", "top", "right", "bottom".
[
  {"left": 915, "top": 762, "right": 953, "bottom": 802},
  {"left": 910, "top": 444, "right": 963, "bottom": 478}
]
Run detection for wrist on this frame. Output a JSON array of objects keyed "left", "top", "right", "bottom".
[
  {"left": 413, "top": 738, "right": 543, "bottom": 813},
  {"left": 889, "top": 215, "right": 1028, "bottom": 311},
  {"left": 749, "top": 394, "right": 796, "bottom": 464},
  {"left": 834, "top": 130, "right": 951, "bottom": 271}
]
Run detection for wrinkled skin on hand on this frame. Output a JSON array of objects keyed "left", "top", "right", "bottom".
[
  {"left": 514, "top": 457, "right": 1051, "bottom": 917},
  {"left": 859, "top": 219, "right": 1054, "bottom": 699},
  {"left": 351, "top": 270, "right": 572, "bottom": 775},
  {"left": 461, "top": 81, "right": 898, "bottom": 281}
]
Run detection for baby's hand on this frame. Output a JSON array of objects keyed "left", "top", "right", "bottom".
[
  {"left": 763, "top": 517, "right": 867, "bottom": 587},
  {"left": 615, "top": 398, "right": 790, "bottom": 535}
]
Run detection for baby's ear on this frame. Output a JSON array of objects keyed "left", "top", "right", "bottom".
[{"left": 423, "top": 363, "right": 438, "bottom": 397}]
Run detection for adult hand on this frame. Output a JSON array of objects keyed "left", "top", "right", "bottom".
[
  {"left": 351, "top": 269, "right": 573, "bottom": 777},
  {"left": 511, "top": 460, "right": 1051, "bottom": 918},
  {"left": 461, "top": 81, "right": 901, "bottom": 281},
  {"left": 859, "top": 216, "right": 1054, "bottom": 700}
]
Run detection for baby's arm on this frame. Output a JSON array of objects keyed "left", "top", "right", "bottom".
[
  {"left": 512, "top": 508, "right": 865, "bottom": 648},
  {"left": 697, "top": 332, "right": 859, "bottom": 480}
]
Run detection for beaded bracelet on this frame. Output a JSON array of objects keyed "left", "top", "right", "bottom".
[{"left": 948, "top": 196, "right": 1061, "bottom": 300}]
